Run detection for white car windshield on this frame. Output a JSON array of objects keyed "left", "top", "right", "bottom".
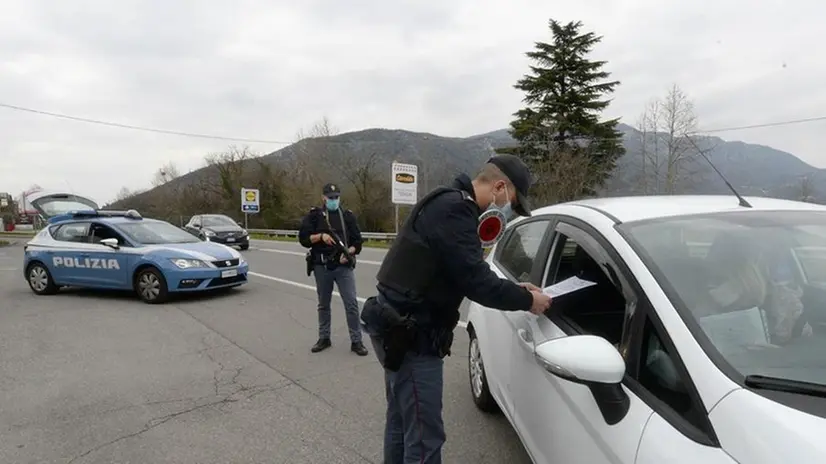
[
  {"left": 620, "top": 210, "right": 826, "bottom": 386},
  {"left": 118, "top": 221, "right": 202, "bottom": 245},
  {"left": 202, "top": 215, "right": 237, "bottom": 227}
]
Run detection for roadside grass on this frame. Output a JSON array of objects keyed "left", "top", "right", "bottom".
[{"left": 0, "top": 240, "right": 9, "bottom": 247}]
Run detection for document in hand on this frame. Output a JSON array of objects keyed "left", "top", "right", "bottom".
[{"left": 543, "top": 276, "right": 597, "bottom": 297}]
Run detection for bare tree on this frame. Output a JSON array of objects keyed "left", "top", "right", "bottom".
[
  {"left": 797, "top": 174, "right": 817, "bottom": 203},
  {"left": 635, "top": 84, "right": 708, "bottom": 194},
  {"left": 151, "top": 161, "right": 181, "bottom": 188},
  {"left": 114, "top": 186, "right": 139, "bottom": 202},
  {"left": 529, "top": 145, "right": 606, "bottom": 206}
]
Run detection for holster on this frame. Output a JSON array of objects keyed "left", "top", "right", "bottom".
[
  {"left": 305, "top": 251, "right": 314, "bottom": 276},
  {"left": 361, "top": 296, "right": 418, "bottom": 372},
  {"left": 430, "top": 327, "right": 455, "bottom": 358}
]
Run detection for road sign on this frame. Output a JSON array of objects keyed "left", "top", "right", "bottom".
[
  {"left": 391, "top": 162, "right": 418, "bottom": 205},
  {"left": 241, "top": 188, "right": 260, "bottom": 213}
]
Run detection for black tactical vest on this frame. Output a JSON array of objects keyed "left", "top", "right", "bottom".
[{"left": 376, "top": 186, "right": 473, "bottom": 327}]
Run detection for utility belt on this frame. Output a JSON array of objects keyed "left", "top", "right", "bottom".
[
  {"left": 360, "top": 294, "right": 454, "bottom": 372},
  {"left": 305, "top": 249, "right": 352, "bottom": 276}
]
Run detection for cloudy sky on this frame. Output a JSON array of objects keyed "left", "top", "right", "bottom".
[{"left": 1, "top": 0, "right": 823, "bottom": 204}]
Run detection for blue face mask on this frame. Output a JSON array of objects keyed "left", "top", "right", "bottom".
[{"left": 325, "top": 198, "right": 340, "bottom": 211}]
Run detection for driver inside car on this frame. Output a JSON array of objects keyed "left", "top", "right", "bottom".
[{"left": 699, "top": 231, "right": 812, "bottom": 346}]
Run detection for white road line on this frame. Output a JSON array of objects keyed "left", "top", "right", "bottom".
[
  {"left": 0, "top": 268, "right": 18, "bottom": 271},
  {"left": 253, "top": 248, "right": 383, "bottom": 266},
  {"left": 248, "top": 271, "right": 468, "bottom": 329}
]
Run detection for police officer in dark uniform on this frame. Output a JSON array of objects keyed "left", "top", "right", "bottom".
[
  {"left": 298, "top": 182, "right": 369, "bottom": 356},
  {"left": 360, "top": 154, "right": 552, "bottom": 463}
]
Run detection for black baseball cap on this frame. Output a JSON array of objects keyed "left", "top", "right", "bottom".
[
  {"left": 486, "top": 154, "right": 534, "bottom": 217},
  {"left": 322, "top": 183, "right": 341, "bottom": 198}
]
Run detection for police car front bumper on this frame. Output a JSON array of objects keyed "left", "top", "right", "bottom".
[{"left": 166, "top": 261, "right": 250, "bottom": 292}]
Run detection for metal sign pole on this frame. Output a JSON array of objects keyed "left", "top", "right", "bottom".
[
  {"left": 244, "top": 212, "right": 248, "bottom": 229},
  {"left": 395, "top": 204, "right": 399, "bottom": 234}
]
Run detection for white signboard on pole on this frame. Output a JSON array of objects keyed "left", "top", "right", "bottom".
[
  {"left": 391, "top": 162, "right": 418, "bottom": 205},
  {"left": 241, "top": 188, "right": 260, "bottom": 214}
]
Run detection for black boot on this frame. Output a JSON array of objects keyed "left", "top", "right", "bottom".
[
  {"left": 351, "top": 341, "right": 368, "bottom": 356},
  {"left": 311, "top": 338, "right": 331, "bottom": 353}
]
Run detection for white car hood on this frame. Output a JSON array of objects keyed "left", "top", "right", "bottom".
[{"left": 710, "top": 388, "right": 826, "bottom": 463}]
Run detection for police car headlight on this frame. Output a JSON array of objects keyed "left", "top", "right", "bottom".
[{"left": 170, "top": 258, "right": 207, "bottom": 269}]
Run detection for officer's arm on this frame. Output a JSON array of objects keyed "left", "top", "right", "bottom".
[
  {"left": 345, "top": 210, "right": 363, "bottom": 255},
  {"left": 429, "top": 199, "right": 533, "bottom": 311},
  {"left": 298, "top": 210, "right": 321, "bottom": 248}
]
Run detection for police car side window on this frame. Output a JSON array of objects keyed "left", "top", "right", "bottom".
[
  {"left": 495, "top": 220, "right": 551, "bottom": 282},
  {"left": 53, "top": 223, "right": 90, "bottom": 243}
]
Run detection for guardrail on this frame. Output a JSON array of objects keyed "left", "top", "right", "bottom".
[
  {"left": 0, "top": 228, "right": 398, "bottom": 241},
  {"left": 248, "top": 229, "right": 397, "bottom": 241}
]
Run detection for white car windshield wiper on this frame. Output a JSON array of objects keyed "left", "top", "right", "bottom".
[{"left": 745, "top": 374, "right": 826, "bottom": 398}]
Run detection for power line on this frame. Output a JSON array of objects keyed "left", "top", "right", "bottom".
[
  {"left": 0, "top": 102, "right": 294, "bottom": 145},
  {"left": 3, "top": 101, "right": 826, "bottom": 145}
]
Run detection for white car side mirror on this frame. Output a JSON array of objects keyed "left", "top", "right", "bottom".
[
  {"left": 100, "top": 238, "right": 120, "bottom": 249},
  {"left": 534, "top": 335, "right": 625, "bottom": 385}
]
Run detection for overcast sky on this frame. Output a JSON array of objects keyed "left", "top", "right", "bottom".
[{"left": 1, "top": 0, "right": 823, "bottom": 204}]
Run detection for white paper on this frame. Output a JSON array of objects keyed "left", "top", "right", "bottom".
[
  {"left": 543, "top": 276, "right": 597, "bottom": 297},
  {"left": 698, "top": 306, "right": 770, "bottom": 349}
]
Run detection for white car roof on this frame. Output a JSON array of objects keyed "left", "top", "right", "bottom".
[{"left": 532, "top": 194, "right": 826, "bottom": 223}]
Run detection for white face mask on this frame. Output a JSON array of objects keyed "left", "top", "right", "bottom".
[{"left": 488, "top": 184, "right": 513, "bottom": 221}]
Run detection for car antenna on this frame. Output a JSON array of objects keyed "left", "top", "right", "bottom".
[{"left": 687, "top": 135, "right": 752, "bottom": 208}]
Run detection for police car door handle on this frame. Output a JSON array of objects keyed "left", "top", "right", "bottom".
[{"left": 517, "top": 329, "right": 533, "bottom": 351}]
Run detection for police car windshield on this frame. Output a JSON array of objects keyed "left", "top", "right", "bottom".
[
  {"left": 118, "top": 221, "right": 201, "bottom": 245},
  {"left": 619, "top": 210, "right": 826, "bottom": 388},
  {"left": 202, "top": 215, "right": 236, "bottom": 227}
]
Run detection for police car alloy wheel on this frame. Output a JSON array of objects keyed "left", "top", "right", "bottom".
[
  {"left": 26, "top": 262, "right": 58, "bottom": 295},
  {"left": 134, "top": 267, "right": 169, "bottom": 304},
  {"left": 468, "top": 331, "right": 498, "bottom": 413}
]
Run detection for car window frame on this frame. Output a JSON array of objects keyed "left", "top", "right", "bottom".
[
  {"left": 492, "top": 215, "right": 556, "bottom": 284},
  {"left": 532, "top": 214, "right": 720, "bottom": 447},
  {"left": 89, "top": 222, "right": 134, "bottom": 248},
  {"left": 51, "top": 221, "right": 92, "bottom": 243}
]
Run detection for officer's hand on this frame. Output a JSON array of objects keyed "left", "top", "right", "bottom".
[
  {"left": 529, "top": 291, "right": 552, "bottom": 315},
  {"left": 518, "top": 282, "right": 541, "bottom": 293},
  {"left": 321, "top": 233, "right": 335, "bottom": 245},
  {"left": 339, "top": 254, "right": 349, "bottom": 264}
]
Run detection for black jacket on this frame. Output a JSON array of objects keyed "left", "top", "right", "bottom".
[
  {"left": 378, "top": 173, "right": 533, "bottom": 326},
  {"left": 298, "top": 206, "right": 363, "bottom": 261}
]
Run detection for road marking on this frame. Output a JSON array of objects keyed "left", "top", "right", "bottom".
[
  {"left": 0, "top": 268, "right": 18, "bottom": 271},
  {"left": 248, "top": 271, "right": 468, "bottom": 329},
  {"left": 253, "top": 248, "right": 383, "bottom": 266}
]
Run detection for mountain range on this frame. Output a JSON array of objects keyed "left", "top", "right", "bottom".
[{"left": 112, "top": 123, "right": 824, "bottom": 215}]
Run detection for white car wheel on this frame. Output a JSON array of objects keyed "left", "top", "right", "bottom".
[{"left": 468, "top": 330, "right": 499, "bottom": 413}]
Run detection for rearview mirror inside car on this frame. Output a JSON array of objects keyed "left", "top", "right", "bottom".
[
  {"left": 100, "top": 238, "right": 119, "bottom": 249},
  {"left": 534, "top": 335, "right": 625, "bottom": 385}
]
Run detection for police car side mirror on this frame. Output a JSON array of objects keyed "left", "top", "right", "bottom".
[{"left": 100, "top": 238, "right": 120, "bottom": 249}]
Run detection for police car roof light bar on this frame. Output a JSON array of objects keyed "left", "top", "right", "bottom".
[{"left": 73, "top": 209, "right": 142, "bottom": 219}]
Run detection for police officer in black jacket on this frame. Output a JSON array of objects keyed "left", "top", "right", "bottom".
[
  {"left": 298, "top": 182, "right": 369, "bottom": 356},
  {"left": 360, "top": 154, "right": 552, "bottom": 464}
]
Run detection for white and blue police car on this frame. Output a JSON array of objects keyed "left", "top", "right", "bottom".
[{"left": 23, "top": 208, "right": 249, "bottom": 304}]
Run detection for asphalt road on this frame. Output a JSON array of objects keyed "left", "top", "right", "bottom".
[{"left": 0, "top": 239, "right": 531, "bottom": 463}]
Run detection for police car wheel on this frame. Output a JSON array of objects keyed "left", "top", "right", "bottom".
[
  {"left": 468, "top": 330, "right": 499, "bottom": 413},
  {"left": 27, "top": 262, "right": 58, "bottom": 295},
  {"left": 134, "top": 267, "right": 169, "bottom": 304}
]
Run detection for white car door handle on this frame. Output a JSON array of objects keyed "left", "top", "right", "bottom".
[{"left": 517, "top": 329, "right": 533, "bottom": 351}]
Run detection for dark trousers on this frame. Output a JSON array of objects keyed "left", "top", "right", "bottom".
[
  {"left": 313, "top": 264, "right": 362, "bottom": 344},
  {"left": 369, "top": 335, "right": 445, "bottom": 464}
]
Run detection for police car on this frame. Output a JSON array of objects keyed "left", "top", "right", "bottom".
[
  {"left": 22, "top": 198, "right": 249, "bottom": 304},
  {"left": 466, "top": 194, "right": 826, "bottom": 464}
]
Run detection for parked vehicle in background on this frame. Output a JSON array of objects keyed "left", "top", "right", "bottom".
[
  {"left": 23, "top": 209, "right": 249, "bottom": 304},
  {"left": 184, "top": 214, "right": 250, "bottom": 250}
]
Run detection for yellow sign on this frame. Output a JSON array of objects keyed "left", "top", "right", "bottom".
[
  {"left": 245, "top": 191, "right": 257, "bottom": 202},
  {"left": 395, "top": 173, "right": 415, "bottom": 184}
]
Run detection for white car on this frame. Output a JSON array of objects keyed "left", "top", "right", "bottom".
[{"left": 466, "top": 194, "right": 826, "bottom": 464}]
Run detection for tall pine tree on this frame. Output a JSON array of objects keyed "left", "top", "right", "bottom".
[{"left": 498, "top": 19, "right": 625, "bottom": 204}]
